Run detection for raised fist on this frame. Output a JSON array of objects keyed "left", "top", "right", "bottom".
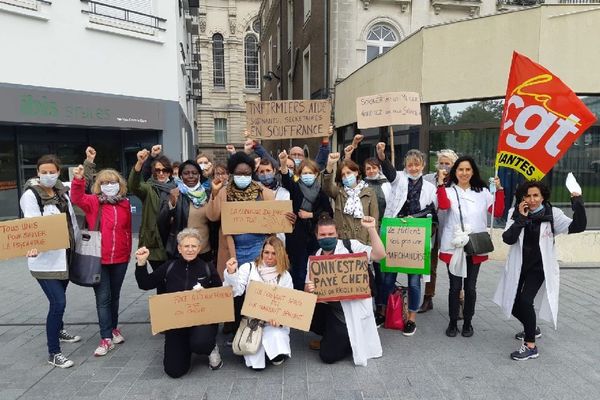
[
  {"left": 244, "top": 139, "right": 254, "bottom": 154},
  {"left": 135, "top": 247, "right": 150, "bottom": 265},
  {"left": 360, "top": 215, "right": 376, "bottom": 230},
  {"left": 225, "top": 257, "right": 238, "bottom": 274},
  {"left": 376, "top": 142, "right": 386, "bottom": 159},
  {"left": 278, "top": 150, "right": 288, "bottom": 161},
  {"left": 327, "top": 152, "right": 341, "bottom": 165},
  {"left": 85, "top": 146, "right": 96, "bottom": 162},
  {"left": 151, "top": 144, "right": 162, "bottom": 157},
  {"left": 351, "top": 134, "right": 364, "bottom": 148},
  {"left": 137, "top": 149, "right": 150, "bottom": 163},
  {"left": 211, "top": 177, "right": 224, "bottom": 195},
  {"left": 72, "top": 165, "right": 84, "bottom": 180},
  {"left": 225, "top": 144, "right": 236, "bottom": 155}
]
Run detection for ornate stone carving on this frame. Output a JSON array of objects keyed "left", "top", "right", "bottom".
[
  {"left": 229, "top": 17, "right": 236, "bottom": 34},
  {"left": 199, "top": 15, "right": 206, "bottom": 33}
]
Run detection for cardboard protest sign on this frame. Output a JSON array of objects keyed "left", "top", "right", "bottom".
[
  {"left": 0, "top": 214, "right": 70, "bottom": 260},
  {"left": 496, "top": 51, "right": 597, "bottom": 180},
  {"left": 356, "top": 92, "right": 422, "bottom": 129},
  {"left": 246, "top": 100, "right": 331, "bottom": 140},
  {"left": 380, "top": 217, "right": 431, "bottom": 274},
  {"left": 148, "top": 287, "right": 234, "bottom": 335},
  {"left": 308, "top": 252, "right": 371, "bottom": 302},
  {"left": 221, "top": 200, "right": 293, "bottom": 235},
  {"left": 241, "top": 281, "right": 317, "bottom": 332}
]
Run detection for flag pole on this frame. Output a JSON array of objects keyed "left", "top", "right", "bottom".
[{"left": 389, "top": 125, "right": 395, "bottom": 166}]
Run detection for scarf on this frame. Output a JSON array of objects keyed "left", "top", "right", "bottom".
[
  {"left": 449, "top": 223, "right": 471, "bottom": 278},
  {"left": 98, "top": 194, "right": 125, "bottom": 204},
  {"left": 176, "top": 180, "right": 207, "bottom": 208},
  {"left": 226, "top": 180, "right": 262, "bottom": 202},
  {"left": 298, "top": 176, "right": 321, "bottom": 212},
  {"left": 398, "top": 176, "right": 423, "bottom": 217},
  {"left": 148, "top": 177, "right": 177, "bottom": 195},
  {"left": 257, "top": 263, "right": 280, "bottom": 285},
  {"left": 343, "top": 180, "right": 366, "bottom": 219}
]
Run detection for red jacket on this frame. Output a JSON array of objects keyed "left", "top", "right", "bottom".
[{"left": 70, "top": 177, "right": 132, "bottom": 265}]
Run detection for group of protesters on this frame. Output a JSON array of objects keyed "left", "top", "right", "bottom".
[{"left": 20, "top": 129, "right": 586, "bottom": 376}]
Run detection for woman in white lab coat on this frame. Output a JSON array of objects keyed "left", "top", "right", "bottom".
[
  {"left": 224, "top": 236, "right": 293, "bottom": 369},
  {"left": 493, "top": 180, "right": 586, "bottom": 361}
]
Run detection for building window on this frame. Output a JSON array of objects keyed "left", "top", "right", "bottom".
[
  {"left": 212, "top": 33, "right": 225, "bottom": 87},
  {"left": 214, "top": 118, "right": 227, "bottom": 144},
  {"left": 244, "top": 35, "right": 259, "bottom": 89},
  {"left": 304, "top": 0, "right": 311, "bottom": 22},
  {"left": 366, "top": 24, "right": 398, "bottom": 63},
  {"left": 302, "top": 46, "right": 310, "bottom": 99}
]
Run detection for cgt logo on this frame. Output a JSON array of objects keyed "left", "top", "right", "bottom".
[
  {"left": 503, "top": 75, "right": 581, "bottom": 158},
  {"left": 496, "top": 52, "right": 597, "bottom": 180}
]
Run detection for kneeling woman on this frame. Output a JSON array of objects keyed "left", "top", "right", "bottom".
[
  {"left": 135, "top": 228, "right": 223, "bottom": 378},
  {"left": 494, "top": 181, "right": 586, "bottom": 361},
  {"left": 224, "top": 236, "right": 293, "bottom": 369}
]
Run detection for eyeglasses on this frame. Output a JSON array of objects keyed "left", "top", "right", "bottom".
[
  {"left": 154, "top": 168, "right": 170, "bottom": 174},
  {"left": 99, "top": 180, "right": 119, "bottom": 185}
]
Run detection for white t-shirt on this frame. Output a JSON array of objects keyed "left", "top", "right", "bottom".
[
  {"left": 440, "top": 185, "right": 494, "bottom": 253},
  {"left": 305, "top": 239, "right": 372, "bottom": 283}
]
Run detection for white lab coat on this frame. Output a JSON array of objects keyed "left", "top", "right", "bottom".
[
  {"left": 224, "top": 262, "right": 293, "bottom": 369},
  {"left": 274, "top": 186, "right": 290, "bottom": 245},
  {"left": 493, "top": 207, "right": 572, "bottom": 329},
  {"left": 384, "top": 171, "right": 437, "bottom": 219},
  {"left": 307, "top": 240, "right": 382, "bottom": 366}
]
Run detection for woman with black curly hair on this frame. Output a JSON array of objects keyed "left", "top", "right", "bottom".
[{"left": 494, "top": 180, "right": 586, "bottom": 361}]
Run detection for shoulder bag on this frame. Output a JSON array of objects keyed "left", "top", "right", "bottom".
[
  {"left": 232, "top": 263, "right": 267, "bottom": 356},
  {"left": 70, "top": 206, "right": 102, "bottom": 287},
  {"left": 453, "top": 187, "right": 494, "bottom": 256}
]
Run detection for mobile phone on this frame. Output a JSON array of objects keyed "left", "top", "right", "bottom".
[{"left": 523, "top": 204, "right": 529, "bottom": 213}]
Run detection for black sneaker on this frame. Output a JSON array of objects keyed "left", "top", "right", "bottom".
[
  {"left": 271, "top": 354, "right": 286, "bottom": 366},
  {"left": 461, "top": 323, "right": 474, "bottom": 337},
  {"left": 515, "top": 326, "right": 542, "bottom": 341},
  {"left": 510, "top": 343, "right": 539, "bottom": 361},
  {"left": 375, "top": 314, "right": 386, "bottom": 328},
  {"left": 402, "top": 320, "right": 416, "bottom": 336},
  {"left": 58, "top": 329, "right": 81, "bottom": 343},
  {"left": 446, "top": 323, "right": 458, "bottom": 337},
  {"left": 48, "top": 353, "right": 74, "bottom": 368}
]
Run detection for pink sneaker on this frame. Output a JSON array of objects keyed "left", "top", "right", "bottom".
[
  {"left": 94, "top": 338, "right": 114, "bottom": 356},
  {"left": 112, "top": 328, "right": 125, "bottom": 344}
]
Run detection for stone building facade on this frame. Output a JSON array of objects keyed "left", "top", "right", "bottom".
[{"left": 196, "top": 0, "right": 261, "bottom": 162}]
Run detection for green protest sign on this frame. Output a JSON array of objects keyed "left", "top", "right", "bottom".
[{"left": 380, "top": 217, "right": 432, "bottom": 274}]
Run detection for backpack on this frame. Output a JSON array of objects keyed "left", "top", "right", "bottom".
[{"left": 342, "top": 239, "right": 377, "bottom": 298}]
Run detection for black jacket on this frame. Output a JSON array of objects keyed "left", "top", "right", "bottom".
[{"left": 135, "top": 257, "right": 222, "bottom": 293}]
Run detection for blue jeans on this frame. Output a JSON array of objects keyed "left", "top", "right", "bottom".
[
  {"left": 93, "top": 263, "right": 128, "bottom": 339},
  {"left": 37, "top": 279, "right": 68, "bottom": 355},
  {"left": 377, "top": 271, "right": 398, "bottom": 307},
  {"left": 407, "top": 274, "right": 422, "bottom": 312}
]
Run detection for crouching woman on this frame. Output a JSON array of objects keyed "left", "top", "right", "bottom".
[
  {"left": 135, "top": 228, "right": 224, "bottom": 378},
  {"left": 223, "top": 236, "right": 293, "bottom": 370}
]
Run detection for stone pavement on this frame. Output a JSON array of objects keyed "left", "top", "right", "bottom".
[{"left": 1, "top": 253, "right": 599, "bottom": 400}]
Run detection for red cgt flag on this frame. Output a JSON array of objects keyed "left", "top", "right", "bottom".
[{"left": 495, "top": 51, "right": 597, "bottom": 180}]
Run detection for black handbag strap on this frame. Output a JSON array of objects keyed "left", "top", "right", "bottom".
[{"left": 453, "top": 186, "right": 466, "bottom": 232}]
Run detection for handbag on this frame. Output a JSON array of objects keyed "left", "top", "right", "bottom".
[
  {"left": 384, "top": 286, "right": 407, "bottom": 330},
  {"left": 232, "top": 263, "right": 278, "bottom": 356},
  {"left": 453, "top": 187, "right": 494, "bottom": 256},
  {"left": 232, "top": 317, "right": 265, "bottom": 356},
  {"left": 70, "top": 207, "right": 102, "bottom": 287}
]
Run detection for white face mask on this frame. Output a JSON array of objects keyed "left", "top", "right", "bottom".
[
  {"left": 39, "top": 173, "right": 59, "bottom": 188},
  {"left": 101, "top": 183, "right": 120, "bottom": 197}
]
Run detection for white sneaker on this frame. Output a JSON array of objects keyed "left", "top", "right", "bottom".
[
  {"left": 58, "top": 329, "right": 81, "bottom": 343},
  {"left": 208, "top": 345, "right": 223, "bottom": 370},
  {"left": 112, "top": 328, "right": 125, "bottom": 344},
  {"left": 48, "top": 353, "right": 74, "bottom": 368},
  {"left": 94, "top": 338, "right": 114, "bottom": 357}
]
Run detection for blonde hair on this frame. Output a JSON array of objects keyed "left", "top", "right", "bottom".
[
  {"left": 436, "top": 149, "right": 458, "bottom": 168},
  {"left": 255, "top": 235, "right": 290, "bottom": 276},
  {"left": 92, "top": 169, "right": 128, "bottom": 196}
]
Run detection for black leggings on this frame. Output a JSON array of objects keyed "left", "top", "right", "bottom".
[
  {"left": 163, "top": 324, "right": 218, "bottom": 378},
  {"left": 447, "top": 258, "right": 480, "bottom": 324},
  {"left": 310, "top": 303, "right": 352, "bottom": 364},
  {"left": 512, "top": 268, "right": 545, "bottom": 343}
]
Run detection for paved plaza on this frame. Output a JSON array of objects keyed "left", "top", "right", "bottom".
[{"left": 0, "top": 250, "right": 599, "bottom": 400}]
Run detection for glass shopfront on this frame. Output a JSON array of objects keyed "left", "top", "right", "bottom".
[{"left": 0, "top": 124, "right": 159, "bottom": 221}]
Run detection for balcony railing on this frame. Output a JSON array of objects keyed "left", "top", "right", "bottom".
[
  {"left": 80, "top": 0, "right": 166, "bottom": 31},
  {"left": 559, "top": 0, "right": 600, "bottom": 3},
  {"left": 0, "top": 0, "right": 50, "bottom": 11}
]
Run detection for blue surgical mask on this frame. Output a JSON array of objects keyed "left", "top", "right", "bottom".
[
  {"left": 39, "top": 173, "right": 59, "bottom": 188},
  {"left": 531, "top": 204, "right": 544, "bottom": 214},
  {"left": 258, "top": 173, "right": 275, "bottom": 186},
  {"left": 293, "top": 158, "right": 302, "bottom": 167},
  {"left": 233, "top": 175, "right": 252, "bottom": 189},
  {"left": 301, "top": 174, "right": 316, "bottom": 186},
  {"left": 342, "top": 174, "right": 357, "bottom": 188},
  {"left": 407, "top": 172, "right": 422, "bottom": 180},
  {"left": 318, "top": 237, "right": 338, "bottom": 252},
  {"left": 288, "top": 170, "right": 294, "bottom": 177}
]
